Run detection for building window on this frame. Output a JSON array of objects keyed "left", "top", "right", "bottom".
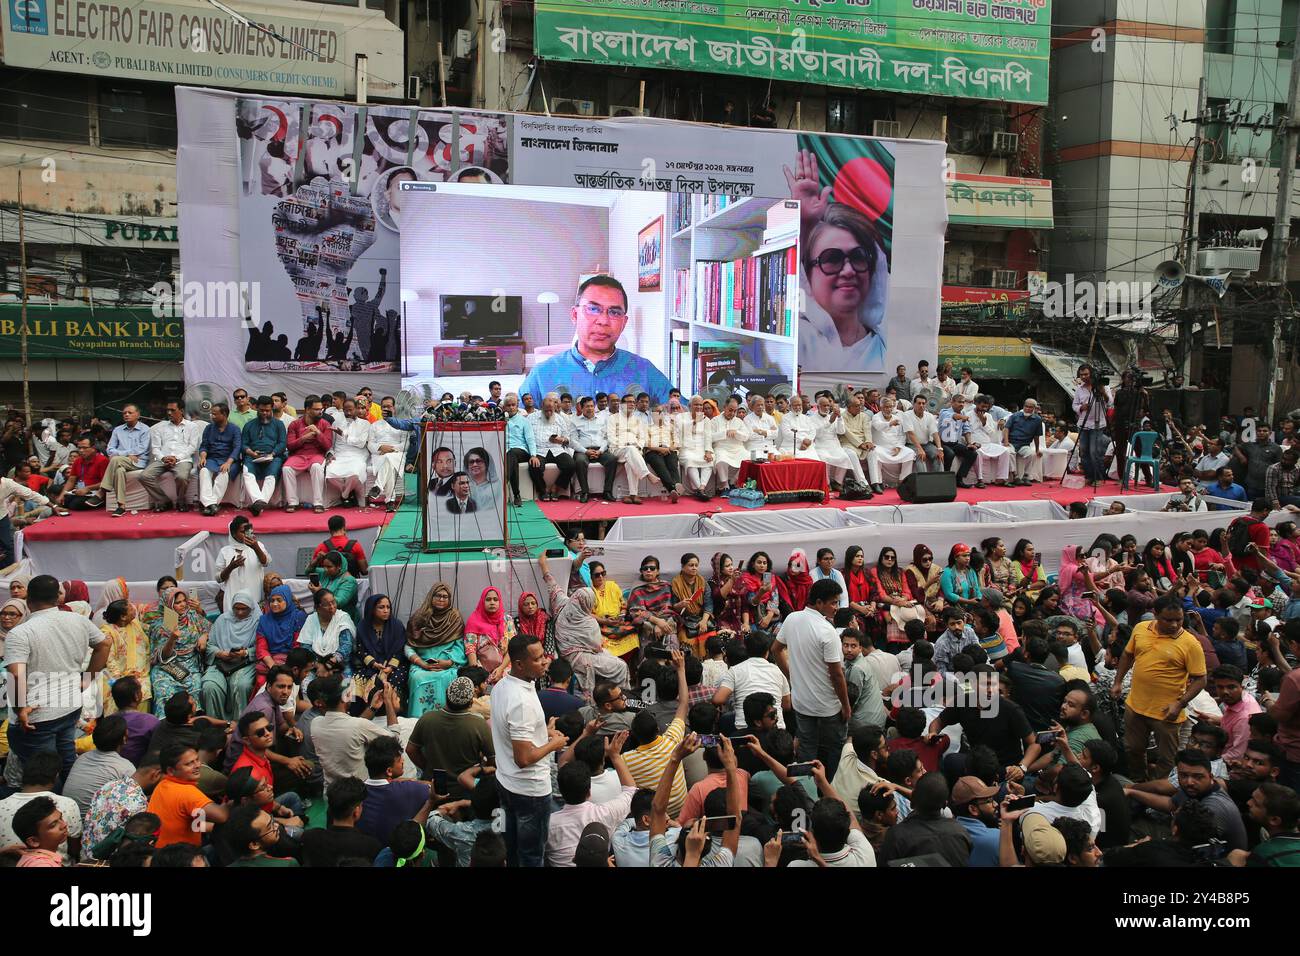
[
  {"left": 0, "top": 69, "right": 90, "bottom": 143},
  {"left": 1205, "top": 0, "right": 1235, "bottom": 55},
  {"left": 98, "top": 81, "right": 178, "bottom": 149},
  {"left": 81, "top": 249, "right": 174, "bottom": 304}
]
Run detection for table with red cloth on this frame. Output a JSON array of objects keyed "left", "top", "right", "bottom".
[{"left": 736, "top": 458, "right": 828, "bottom": 503}]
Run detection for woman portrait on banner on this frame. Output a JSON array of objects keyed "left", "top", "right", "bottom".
[
  {"left": 147, "top": 588, "right": 209, "bottom": 716},
  {"left": 786, "top": 148, "right": 891, "bottom": 372},
  {"left": 404, "top": 582, "right": 466, "bottom": 716},
  {"left": 464, "top": 446, "right": 501, "bottom": 515}
]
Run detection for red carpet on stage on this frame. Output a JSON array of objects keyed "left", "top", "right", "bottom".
[
  {"left": 22, "top": 504, "right": 394, "bottom": 542},
  {"left": 536, "top": 478, "right": 1136, "bottom": 522}
]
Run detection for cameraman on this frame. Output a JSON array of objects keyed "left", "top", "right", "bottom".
[
  {"left": 1162, "top": 477, "right": 1207, "bottom": 514},
  {"left": 1111, "top": 368, "right": 1149, "bottom": 488},
  {"left": 1072, "top": 365, "right": 1113, "bottom": 487}
]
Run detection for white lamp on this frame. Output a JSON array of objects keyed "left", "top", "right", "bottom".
[{"left": 537, "top": 291, "right": 559, "bottom": 346}]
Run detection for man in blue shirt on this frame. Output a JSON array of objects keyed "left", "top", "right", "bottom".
[
  {"left": 937, "top": 395, "right": 977, "bottom": 488},
  {"left": 241, "top": 396, "right": 288, "bottom": 516},
  {"left": 197, "top": 402, "right": 243, "bottom": 516},
  {"left": 105, "top": 404, "right": 153, "bottom": 518},
  {"left": 519, "top": 275, "right": 673, "bottom": 407},
  {"left": 502, "top": 392, "right": 538, "bottom": 508},
  {"left": 950, "top": 776, "right": 1001, "bottom": 866},
  {"left": 1205, "top": 464, "right": 1249, "bottom": 508},
  {"left": 1006, "top": 397, "right": 1045, "bottom": 486}
]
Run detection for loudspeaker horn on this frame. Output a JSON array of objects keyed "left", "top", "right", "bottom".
[{"left": 1154, "top": 260, "right": 1185, "bottom": 290}]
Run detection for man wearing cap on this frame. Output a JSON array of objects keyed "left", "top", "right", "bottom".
[
  {"left": 951, "top": 776, "right": 1001, "bottom": 866},
  {"left": 546, "top": 730, "right": 637, "bottom": 867},
  {"left": 999, "top": 801, "right": 1067, "bottom": 866},
  {"left": 1005, "top": 398, "right": 1045, "bottom": 485}
]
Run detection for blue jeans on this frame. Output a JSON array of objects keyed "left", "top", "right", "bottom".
[
  {"left": 794, "top": 710, "right": 848, "bottom": 780},
  {"left": 1079, "top": 428, "right": 1108, "bottom": 483},
  {"left": 498, "top": 784, "right": 553, "bottom": 867},
  {"left": 6, "top": 709, "right": 80, "bottom": 791}
]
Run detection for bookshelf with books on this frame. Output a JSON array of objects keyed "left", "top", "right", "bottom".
[{"left": 660, "top": 194, "right": 800, "bottom": 395}]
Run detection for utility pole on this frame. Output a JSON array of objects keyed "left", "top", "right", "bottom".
[
  {"left": 16, "top": 169, "right": 32, "bottom": 429},
  {"left": 1267, "top": 15, "right": 1300, "bottom": 421},
  {"left": 1178, "top": 78, "right": 1206, "bottom": 382}
]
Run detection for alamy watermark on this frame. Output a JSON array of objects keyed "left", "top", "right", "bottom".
[
  {"left": 889, "top": 667, "right": 1001, "bottom": 715},
  {"left": 149, "top": 275, "right": 262, "bottom": 325},
  {"left": 1037, "top": 274, "right": 1159, "bottom": 321}
]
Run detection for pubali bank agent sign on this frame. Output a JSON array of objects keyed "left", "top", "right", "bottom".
[{"left": 3, "top": 0, "right": 346, "bottom": 96}]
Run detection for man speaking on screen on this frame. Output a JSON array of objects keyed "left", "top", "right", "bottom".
[{"left": 520, "top": 275, "right": 673, "bottom": 408}]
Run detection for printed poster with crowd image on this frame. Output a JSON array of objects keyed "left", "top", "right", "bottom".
[{"left": 235, "top": 99, "right": 511, "bottom": 372}]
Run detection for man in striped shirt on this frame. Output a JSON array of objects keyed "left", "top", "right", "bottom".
[{"left": 622, "top": 651, "right": 690, "bottom": 817}]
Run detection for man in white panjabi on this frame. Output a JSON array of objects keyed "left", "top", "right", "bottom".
[
  {"left": 325, "top": 398, "right": 372, "bottom": 506},
  {"left": 839, "top": 392, "right": 883, "bottom": 493},
  {"left": 955, "top": 368, "right": 980, "bottom": 402},
  {"left": 676, "top": 395, "right": 715, "bottom": 501},
  {"left": 871, "top": 395, "right": 916, "bottom": 488},
  {"left": 710, "top": 397, "right": 751, "bottom": 493},
  {"left": 607, "top": 393, "right": 652, "bottom": 505},
  {"left": 1043, "top": 423, "right": 1076, "bottom": 480},
  {"left": 367, "top": 396, "right": 410, "bottom": 511},
  {"left": 968, "top": 394, "right": 1011, "bottom": 485},
  {"left": 775, "top": 394, "right": 820, "bottom": 460},
  {"left": 743, "top": 394, "right": 778, "bottom": 459},
  {"left": 811, "top": 392, "right": 866, "bottom": 488}
]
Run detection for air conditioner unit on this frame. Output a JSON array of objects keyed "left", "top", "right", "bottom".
[
  {"left": 454, "top": 29, "right": 473, "bottom": 58},
  {"left": 991, "top": 269, "right": 1018, "bottom": 289},
  {"left": 872, "top": 119, "right": 902, "bottom": 138},
  {"left": 552, "top": 98, "right": 597, "bottom": 116},
  {"left": 407, "top": 75, "right": 422, "bottom": 102},
  {"left": 984, "top": 130, "right": 1020, "bottom": 156},
  {"left": 609, "top": 104, "right": 646, "bottom": 118}
]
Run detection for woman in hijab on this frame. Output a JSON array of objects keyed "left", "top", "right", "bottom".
[
  {"left": 775, "top": 549, "right": 814, "bottom": 617},
  {"left": 92, "top": 577, "right": 140, "bottom": 627},
  {"left": 298, "top": 589, "right": 355, "bottom": 677},
  {"left": 215, "top": 516, "right": 270, "bottom": 613},
  {"left": 8, "top": 573, "right": 30, "bottom": 602},
  {"left": 903, "top": 545, "right": 944, "bottom": 630},
  {"left": 60, "top": 579, "right": 92, "bottom": 616},
  {"left": 354, "top": 594, "right": 409, "bottom": 705},
  {"left": 310, "top": 550, "right": 358, "bottom": 621},
  {"left": 516, "top": 591, "right": 549, "bottom": 643},
  {"left": 465, "top": 586, "right": 513, "bottom": 683},
  {"left": 199, "top": 589, "right": 259, "bottom": 720},
  {"left": 147, "top": 588, "right": 209, "bottom": 716},
  {"left": 671, "top": 553, "right": 714, "bottom": 657},
  {"left": 0, "top": 596, "right": 27, "bottom": 661},
  {"left": 404, "top": 583, "right": 465, "bottom": 717},
  {"left": 538, "top": 553, "right": 629, "bottom": 701},
  {"left": 261, "top": 572, "right": 284, "bottom": 609},
  {"left": 255, "top": 584, "right": 306, "bottom": 691},
  {"left": 99, "top": 598, "right": 151, "bottom": 715},
  {"left": 626, "top": 556, "right": 677, "bottom": 651}
]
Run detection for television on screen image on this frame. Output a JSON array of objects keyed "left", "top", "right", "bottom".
[{"left": 440, "top": 294, "right": 524, "bottom": 341}]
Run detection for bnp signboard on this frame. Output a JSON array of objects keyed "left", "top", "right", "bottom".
[
  {"left": 3, "top": 0, "right": 347, "bottom": 96},
  {"left": 535, "top": 0, "right": 1050, "bottom": 104}
]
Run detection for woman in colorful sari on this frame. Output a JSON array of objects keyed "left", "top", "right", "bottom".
[
  {"left": 465, "top": 586, "right": 514, "bottom": 684},
  {"left": 200, "top": 589, "right": 259, "bottom": 720},
  {"left": 1009, "top": 539, "right": 1048, "bottom": 594},
  {"left": 538, "top": 552, "right": 629, "bottom": 700},
  {"left": 740, "top": 552, "right": 781, "bottom": 635},
  {"left": 589, "top": 562, "right": 638, "bottom": 662},
  {"left": 354, "top": 594, "right": 409, "bottom": 706},
  {"left": 870, "top": 546, "right": 919, "bottom": 649},
  {"left": 404, "top": 583, "right": 465, "bottom": 717},
  {"left": 92, "top": 577, "right": 141, "bottom": 627},
  {"left": 626, "top": 556, "right": 677, "bottom": 651},
  {"left": 1056, "top": 546, "right": 1100, "bottom": 625},
  {"left": 297, "top": 589, "right": 355, "bottom": 676},
  {"left": 671, "top": 552, "right": 715, "bottom": 657},
  {"left": 147, "top": 588, "right": 209, "bottom": 716},
  {"left": 979, "top": 538, "right": 1016, "bottom": 595},
  {"left": 904, "top": 545, "right": 944, "bottom": 630},
  {"left": 60, "top": 580, "right": 92, "bottom": 616},
  {"left": 99, "top": 598, "right": 151, "bottom": 715},
  {"left": 515, "top": 591, "right": 549, "bottom": 657},
  {"left": 775, "top": 549, "right": 814, "bottom": 617},
  {"left": 711, "top": 553, "right": 746, "bottom": 634},
  {"left": 310, "top": 551, "right": 358, "bottom": 621},
  {"left": 842, "top": 545, "right": 878, "bottom": 639},
  {"left": 254, "top": 585, "right": 306, "bottom": 692}
]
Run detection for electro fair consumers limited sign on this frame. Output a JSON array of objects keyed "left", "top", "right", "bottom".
[{"left": 3, "top": 0, "right": 346, "bottom": 95}]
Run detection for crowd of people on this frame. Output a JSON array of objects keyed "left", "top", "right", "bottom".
[{"left": 2, "top": 492, "right": 1299, "bottom": 867}]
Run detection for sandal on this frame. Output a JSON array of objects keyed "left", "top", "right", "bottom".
[
  {"left": 285, "top": 505, "right": 298, "bottom": 514},
  {"left": 313, "top": 505, "right": 325, "bottom": 514}
]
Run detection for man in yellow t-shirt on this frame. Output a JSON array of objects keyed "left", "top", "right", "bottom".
[{"left": 1111, "top": 596, "right": 1207, "bottom": 782}]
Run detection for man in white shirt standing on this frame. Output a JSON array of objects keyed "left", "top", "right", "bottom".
[
  {"left": 492, "top": 631, "right": 568, "bottom": 867},
  {"left": 139, "top": 399, "right": 202, "bottom": 512},
  {"left": 955, "top": 367, "right": 980, "bottom": 402},
  {"left": 900, "top": 395, "right": 943, "bottom": 473},
  {"left": 743, "top": 393, "right": 778, "bottom": 459},
  {"left": 709, "top": 396, "right": 751, "bottom": 494},
  {"left": 607, "top": 393, "right": 652, "bottom": 504},
  {"left": 812, "top": 392, "right": 867, "bottom": 490},
  {"left": 1195, "top": 437, "right": 1232, "bottom": 487},
  {"left": 773, "top": 578, "right": 851, "bottom": 778}
]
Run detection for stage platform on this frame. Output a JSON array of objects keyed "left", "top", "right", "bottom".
[{"left": 535, "top": 477, "right": 1138, "bottom": 522}]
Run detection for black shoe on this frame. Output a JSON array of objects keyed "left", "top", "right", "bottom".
[
  {"left": 112, "top": 507, "right": 126, "bottom": 518},
  {"left": 511, "top": 494, "right": 522, "bottom": 508},
  {"left": 974, "top": 480, "right": 986, "bottom": 489},
  {"left": 250, "top": 501, "right": 264, "bottom": 517},
  {"left": 577, "top": 492, "right": 589, "bottom": 504},
  {"left": 871, "top": 483, "right": 885, "bottom": 495}
]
